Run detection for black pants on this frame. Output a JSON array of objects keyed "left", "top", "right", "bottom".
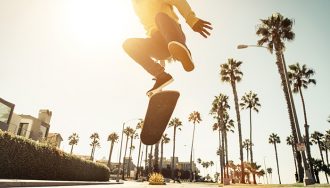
[{"left": 123, "top": 12, "right": 186, "bottom": 77}]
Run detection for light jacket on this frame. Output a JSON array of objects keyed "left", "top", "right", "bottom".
[{"left": 131, "top": 0, "right": 199, "bottom": 36}]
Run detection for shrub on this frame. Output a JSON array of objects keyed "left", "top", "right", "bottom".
[
  {"left": 0, "top": 131, "right": 109, "bottom": 181},
  {"left": 148, "top": 172, "right": 165, "bottom": 185}
]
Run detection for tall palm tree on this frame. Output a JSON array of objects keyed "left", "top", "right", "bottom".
[
  {"left": 107, "top": 132, "right": 119, "bottom": 170},
  {"left": 188, "top": 111, "right": 202, "bottom": 181},
  {"left": 311, "top": 131, "right": 329, "bottom": 183},
  {"left": 269, "top": 133, "right": 281, "bottom": 184},
  {"left": 168, "top": 117, "right": 183, "bottom": 180},
  {"left": 288, "top": 63, "right": 316, "bottom": 176},
  {"left": 135, "top": 120, "right": 144, "bottom": 180},
  {"left": 122, "top": 126, "right": 134, "bottom": 179},
  {"left": 324, "top": 130, "right": 330, "bottom": 166},
  {"left": 242, "top": 139, "right": 251, "bottom": 162},
  {"left": 90, "top": 133, "right": 100, "bottom": 161},
  {"left": 160, "top": 133, "right": 170, "bottom": 169},
  {"left": 240, "top": 91, "right": 261, "bottom": 184},
  {"left": 220, "top": 58, "right": 244, "bottom": 183},
  {"left": 154, "top": 141, "right": 160, "bottom": 172},
  {"left": 256, "top": 13, "right": 312, "bottom": 183},
  {"left": 223, "top": 113, "right": 235, "bottom": 179},
  {"left": 68, "top": 133, "right": 79, "bottom": 155},
  {"left": 286, "top": 135, "right": 298, "bottom": 181}
]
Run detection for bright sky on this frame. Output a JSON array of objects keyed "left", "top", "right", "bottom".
[{"left": 1, "top": 0, "right": 330, "bottom": 184}]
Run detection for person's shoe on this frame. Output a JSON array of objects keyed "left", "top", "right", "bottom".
[
  {"left": 146, "top": 72, "right": 173, "bottom": 97},
  {"left": 168, "top": 41, "right": 194, "bottom": 72}
]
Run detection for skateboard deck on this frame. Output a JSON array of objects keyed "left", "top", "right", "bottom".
[{"left": 141, "top": 90, "right": 180, "bottom": 145}]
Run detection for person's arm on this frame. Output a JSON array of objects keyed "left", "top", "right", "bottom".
[{"left": 167, "top": 0, "right": 212, "bottom": 38}]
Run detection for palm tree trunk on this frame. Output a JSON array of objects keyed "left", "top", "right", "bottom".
[
  {"left": 299, "top": 88, "right": 316, "bottom": 181},
  {"left": 249, "top": 108, "right": 257, "bottom": 184},
  {"left": 225, "top": 130, "right": 229, "bottom": 180},
  {"left": 127, "top": 136, "right": 134, "bottom": 177},
  {"left": 231, "top": 80, "right": 244, "bottom": 183},
  {"left": 70, "top": 145, "right": 74, "bottom": 155},
  {"left": 218, "top": 127, "right": 223, "bottom": 183},
  {"left": 108, "top": 141, "right": 115, "bottom": 170},
  {"left": 291, "top": 144, "right": 299, "bottom": 181},
  {"left": 145, "top": 145, "right": 148, "bottom": 176},
  {"left": 122, "top": 136, "right": 129, "bottom": 180},
  {"left": 190, "top": 123, "right": 196, "bottom": 182},
  {"left": 221, "top": 125, "right": 226, "bottom": 182},
  {"left": 160, "top": 142, "right": 164, "bottom": 170},
  {"left": 172, "top": 127, "right": 177, "bottom": 180},
  {"left": 274, "top": 143, "right": 281, "bottom": 184},
  {"left": 275, "top": 50, "right": 305, "bottom": 183},
  {"left": 149, "top": 145, "right": 154, "bottom": 172},
  {"left": 135, "top": 140, "right": 142, "bottom": 180},
  {"left": 154, "top": 142, "right": 160, "bottom": 172}
]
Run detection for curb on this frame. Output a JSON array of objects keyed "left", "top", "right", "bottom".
[{"left": 0, "top": 179, "right": 124, "bottom": 187}]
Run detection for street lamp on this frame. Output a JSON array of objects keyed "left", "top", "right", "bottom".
[
  {"left": 116, "top": 118, "right": 143, "bottom": 182},
  {"left": 237, "top": 44, "right": 314, "bottom": 185}
]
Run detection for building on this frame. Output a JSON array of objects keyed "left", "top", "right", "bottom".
[
  {"left": 46, "top": 133, "right": 63, "bottom": 148},
  {"left": 160, "top": 157, "right": 197, "bottom": 171},
  {"left": 0, "top": 97, "right": 15, "bottom": 131}
]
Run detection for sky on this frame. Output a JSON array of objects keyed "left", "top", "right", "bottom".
[{"left": 1, "top": 0, "right": 330, "bottom": 184}]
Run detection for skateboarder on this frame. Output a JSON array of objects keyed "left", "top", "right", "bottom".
[{"left": 123, "top": 0, "right": 212, "bottom": 96}]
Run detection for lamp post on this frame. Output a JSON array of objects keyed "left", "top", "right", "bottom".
[
  {"left": 116, "top": 118, "right": 142, "bottom": 182},
  {"left": 237, "top": 44, "right": 314, "bottom": 185}
]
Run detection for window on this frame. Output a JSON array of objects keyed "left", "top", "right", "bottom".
[{"left": 17, "top": 123, "right": 29, "bottom": 137}]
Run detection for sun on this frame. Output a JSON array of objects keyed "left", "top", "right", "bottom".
[{"left": 65, "top": 1, "right": 142, "bottom": 45}]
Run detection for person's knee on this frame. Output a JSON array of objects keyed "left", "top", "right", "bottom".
[{"left": 122, "top": 38, "right": 135, "bottom": 54}]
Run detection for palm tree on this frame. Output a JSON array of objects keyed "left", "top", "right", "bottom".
[
  {"left": 242, "top": 139, "right": 251, "bottom": 162},
  {"left": 286, "top": 135, "right": 298, "bottom": 181},
  {"left": 220, "top": 58, "right": 244, "bottom": 183},
  {"left": 160, "top": 133, "right": 170, "bottom": 169},
  {"left": 127, "top": 131, "right": 138, "bottom": 177},
  {"left": 267, "top": 167, "right": 273, "bottom": 183},
  {"left": 168, "top": 117, "right": 183, "bottom": 180},
  {"left": 256, "top": 13, "right": 312, "bottom": 183},
  {"left": 188, "top": 111, "right": 202, "bottom": 181},
  {"left": 122, "top": 126, "right": 134, "bottom": 179},
  {"left": 268, "top": 133, "right": 281, "bottom": 184},
  {"left": 135, "top": 120, "right": 144, "bottom": 180},
  {"left": 324, "top": 130, "right": 330, "bottom": 166},
  {"left": 107, "top": 132, "right": 119, "bottom": 170},
  {"left": 90, "top": 133, "right": 100, "bottom": 161},
  {"left": 240, "top": 91, "right": 261, "bottom": 184},
  {"left": 311, "top": 131, "right": 329, "bottom": 183},
  {"left": 288, "top": 63, "right": 316, "bottom": 177},
  {"left": 257, "top": 169, "right": 266, "bottom": 184},
  {"left": 154, "top": 141, "right": 160, "bottom": 172},
  {"left": 223, "top": 113, "right": 235, "bottom": 180},
  {"left": 68, "top": 133, "right": 79, "bottom": 155}
]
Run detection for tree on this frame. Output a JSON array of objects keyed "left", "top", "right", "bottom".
[
  {"left": 135, "top": 120, "right": 144, "bottom": 180},
  {"left": 90, "top": 133, "right": 100, "bottom": 161},
  {"left": 269, "top": 133, "right": 281, "bottom": 184},
  {"left": 311, "top": 131, "right": 329, "bottom": 183},
  {"left": 122, "top": 126, "right": 134, "bottom": 179},
  {"left": 188, "top": 111, "right": 202, "bottom": 181},
  {"left": 256, "top": 12, "right": 312, "bottom": 183},
  {"left": 107, "top": 132, "right": 119, "bottom": 170},
  {"left": 223, "top": 113, "right": 235, "bottom": 180},
  {"left": 242, "top": 139, "right": 252, "bottom": 162},
  {"left": 288, "top": 63, "right": 316, "bottom": 178},
  {"left": 286, "top": 135, "right": 298, "bottom": 181},
  {"left": 127, "top": 130, "right": 138, "bottom": 177},
  {"left": 210, "top": 93, "right": 230, "bottom": 183},
  {"left": 267, "top": 167, "right": 273, "bottom": 183},
  {"left": 160, "top": 133, "right": 170, "bottom": 170},
  {"left": 240, "top": 91, "right": 260, "bottom": 184},
  {"left": 220, "top": 58, "right": 244, "bottom": 183},
  {"left": 68, "top": 133, "right": 79, "bottom": 155},
  {"left": 257, "top": 169, "right": 265, "bottom": 184},
  {"left": 168, "top": 117, "right": 182, "bottom": 180}
]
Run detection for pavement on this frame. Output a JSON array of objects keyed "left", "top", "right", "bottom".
[{"left": 0, "top": 179, "right": 123, "bottom": 187}]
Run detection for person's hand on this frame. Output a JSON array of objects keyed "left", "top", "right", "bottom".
[{"left": 192, "top": 19, "right": 213, "bottom": 38}]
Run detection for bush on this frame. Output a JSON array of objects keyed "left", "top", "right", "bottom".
[{"left": 0, "top": 131, "right": 109, "bottom": 181}]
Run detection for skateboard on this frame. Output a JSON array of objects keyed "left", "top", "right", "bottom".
[{"left": 141, "top": 90, "right": 180, "bottom": 145}]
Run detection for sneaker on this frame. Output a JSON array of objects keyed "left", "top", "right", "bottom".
[
  {"left": 168, "top": 41, "right": 194, "bottom": 72},
  {"left": 146, "top": 72, "right": 173, "bottom": 97}
]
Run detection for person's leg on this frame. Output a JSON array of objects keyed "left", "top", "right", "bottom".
[
  {"left": 122, "top": 33, "right": 173, "bottom": 96},
  {"left": 155, "top": 12, "right": 194, "bottom": 72}
]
